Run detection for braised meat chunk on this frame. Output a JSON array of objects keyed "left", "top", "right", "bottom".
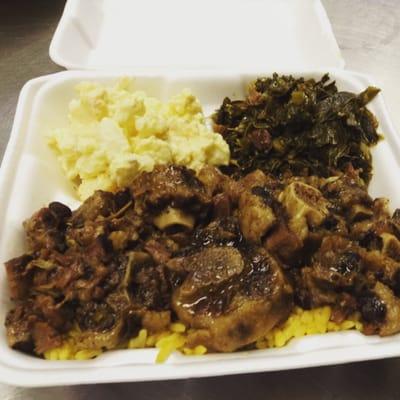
[
  {"left": 23, "top": 201, "right": 71, "bottom": 253},
  {"left": 295, "top": 236, "right": 366, "bottom": 317},
  {"left": 279, "top": 181, "right": 329, "bottom": 241},
  {"left": 132, "top": 165, "right": 211, "bottom": 214},
  {"left": 172, "top": 245, "right": 293, "bottom": 352},
  {"left": 5, "top": 254, "right": 33, "bottom": 300},
  {"left": 132, "top": 165, "right": 211, "bottom": 233},
  {"left": 5, "top": 164, "right": 400, "bottom": 359},
  {"left": 238, "top": 189, "right": 276, "bottom": 243}
]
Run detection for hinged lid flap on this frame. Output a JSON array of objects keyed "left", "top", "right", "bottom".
[{"left": 50, "top": 0, "right": 344, "bottom": 71}]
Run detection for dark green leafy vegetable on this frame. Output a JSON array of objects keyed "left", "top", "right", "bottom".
[{"left": 213, "top": 73, "right": 381, "bottom": 183}]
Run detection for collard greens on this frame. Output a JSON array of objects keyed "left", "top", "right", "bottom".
[{"left": 213, "top": 74, "right": 380, "bottom": 183}]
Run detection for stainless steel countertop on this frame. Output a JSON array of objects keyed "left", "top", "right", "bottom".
[{"left": 1, "top": 0, "right": 400, "bottom": 398}]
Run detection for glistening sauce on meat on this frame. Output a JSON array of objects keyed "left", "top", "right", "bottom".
[{"left": 5, "top": 163, "right": 400, "bottom": 360}]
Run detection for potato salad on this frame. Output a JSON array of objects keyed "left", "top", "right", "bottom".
[{"left": 48, "top": 78, "right": 230, "bottom": 199}]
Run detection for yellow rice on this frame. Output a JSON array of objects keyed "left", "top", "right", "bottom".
[{"left": 44, "top": 306, "right": 362, "bottom": 362}]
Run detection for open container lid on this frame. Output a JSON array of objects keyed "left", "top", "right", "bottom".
[{"left": 49, "top": 0, "right": 344, "bottom": 71}]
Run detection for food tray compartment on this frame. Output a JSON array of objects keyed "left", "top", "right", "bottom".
[{"left": 0, "top": 69, "right": 400, "bottom": 386}]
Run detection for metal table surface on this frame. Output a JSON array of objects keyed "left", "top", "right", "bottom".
[{"left": 1, "top": 0, "right": 400, "bottom": 398}]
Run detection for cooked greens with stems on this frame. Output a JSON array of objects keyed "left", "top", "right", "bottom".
[{"left": 213, "top": 74, "right": 381, "bottom": 183}]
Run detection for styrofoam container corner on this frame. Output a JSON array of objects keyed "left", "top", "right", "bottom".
[{"left": 0, "top": 69, "right": 400, "bottom": 386}]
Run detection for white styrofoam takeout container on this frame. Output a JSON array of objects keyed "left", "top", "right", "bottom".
[
  {"left": 1, "top": 0, "right": 400, "bottom": 388},
  {"left": 49, "top": 0, "right": 344, "bottom": 71},
  {"left": 1, "top": 69, "right": 400, "bottom": 387}
]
